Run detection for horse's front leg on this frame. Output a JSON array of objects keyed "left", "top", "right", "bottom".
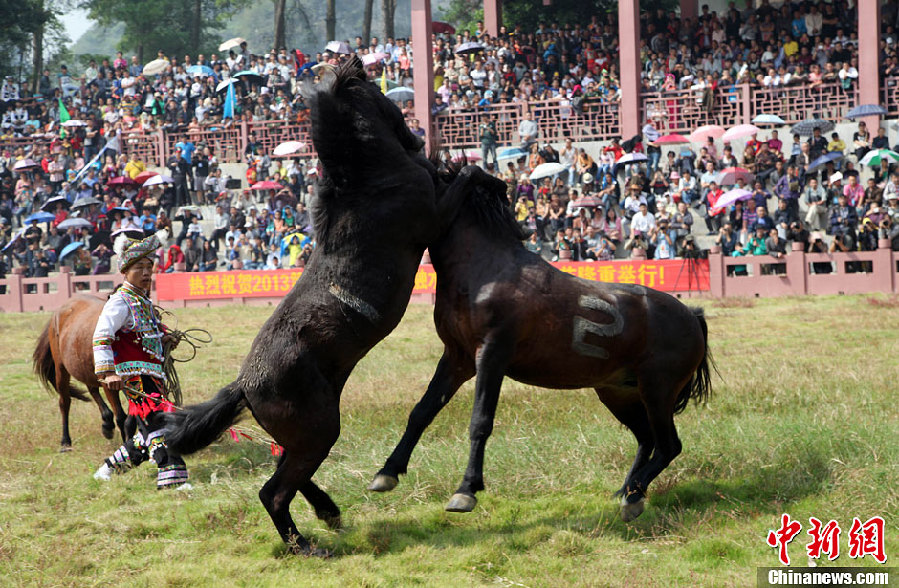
[
  {"left": 369, "top": 349, "right": 474, "bottom": 492},
  {"left": 445, "top": 338, "right": 512, "bottom": 513}
]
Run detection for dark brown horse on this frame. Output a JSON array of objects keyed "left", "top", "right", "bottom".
[
  {"left": 165, "top": 58, "right": 464, "bottom": 555},
  {"left": 369, "top": 166, "right": 714, "bottom": 522},
  {"left": 33, "top": 295, "right": 129, "bottom": 450}
]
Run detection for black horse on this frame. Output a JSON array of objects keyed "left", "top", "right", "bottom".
[
  {"left": 369, "top": 166, "right": 713, "bottom": 522},
  {"left": 165, "top": 57, "right": 462, "bottom": 555}
]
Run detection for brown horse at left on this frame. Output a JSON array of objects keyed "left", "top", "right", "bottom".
[{"left": 33, "top": 295, "right": 128, "bottom": 451}]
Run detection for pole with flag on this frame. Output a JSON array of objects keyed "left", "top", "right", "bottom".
[
  {"left": 223, "top": 81, "right": 236, "bottom": 121},
  {"left": 380, "top": 69, "right": 387, "bottom": 94},
  {"left": 58, "top": 98, "right": 70, "bottom": 123}
]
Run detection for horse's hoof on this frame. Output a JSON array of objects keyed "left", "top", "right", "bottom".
[
  {"left": 319, "top": 513, "right": 342, "bottom": 530},
  {"left": 445, "top": 493, "right": 477, "bottom": 513},
  {"left": 101, "top": 426, "right": 114, "bottom": 440},
  {"left": 368, "top": 474, "right": 398, "bottom": 493},
  {"left": 59, "top": 444, "right": 73, "bottom": 453},
  {"left": 620, "top": 497, "right": 646, "bottom": 522}
]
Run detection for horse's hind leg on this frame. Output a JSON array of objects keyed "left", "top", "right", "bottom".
[
  {"left": 370, "top": 350, "right": 474, "bottom": 492},
  {"left": 102, "top": 386, "right": 129, "bottom": 443},
  {"left": 56, "top": 369, "right": 73, "bottom": 452},
  {"left": 88, "top": 387, "right": 116, "bottom": 440},
  {"left": 595, "top": 388, "right": 654, "bottom": 500}
]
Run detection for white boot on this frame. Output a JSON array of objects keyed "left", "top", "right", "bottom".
[{"left": 93, "top": 463, "right": 114, "bottom": 481}]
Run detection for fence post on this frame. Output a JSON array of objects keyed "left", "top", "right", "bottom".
[
  {"left": 9, "top": 268, "right": 24, "bottom": 312},
  {"left": 787, "top": 243, "right": 808, "bottom": 295},
  {"left": 875, "top": 239, "right": 895, "bottom": 294},
  {"left": 156, "top": 130, "right": 166, "bottom": 168},
  {"left": 240, "top": 120, "right": 249, "bottom": 160},
  {"left": 707, "top": 247, "right": 725, "bottom": 297},
  {"left": 741, "top": 83, "right": 753, "bottom": 126}
]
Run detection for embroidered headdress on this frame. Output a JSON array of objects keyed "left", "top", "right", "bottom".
[{"left": 115, "top": 229, "right": 168, "bottom": 272}]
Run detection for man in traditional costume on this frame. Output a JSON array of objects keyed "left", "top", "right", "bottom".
[{"left": 92, "top": 230, "right": 191, "bottom": 489}]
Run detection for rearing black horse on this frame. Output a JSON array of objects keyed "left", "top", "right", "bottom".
[
  {"left": 165, "top": 58, "right": 462, "bottom": 555},
  {"left": 370, "top": 166, "right": 713, "bottom": 522}
]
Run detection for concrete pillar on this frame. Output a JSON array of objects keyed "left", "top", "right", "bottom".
[
  {"left": 484, "top": 0, "right": 502, "bottom": 37},
  {"left": 411, "top": 0, "right": 435, "bottom": 149},
  {"left": 618, "top": 0, "right": 642, "bottom": 139},
  {"left": 680, "top": 0, "right": 697, "bottom": 20},
  {"left": 708, "top": 247, "right": 725, "bottom": 297},
  {"left": 857, "top": 0, "right": 881, "bottom": 130}
]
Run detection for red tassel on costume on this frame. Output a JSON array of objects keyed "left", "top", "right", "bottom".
[
  {"left": 128, "top": 401, "right": 152, "bottom": 419},
  {"left": 271, "top": 443, "right": 284, "bottom": 457},
  {"left": 239, "top": 432, "right": 252, "bottom": 440},
  {"left": 228, "top": 428, "right": 239, "bottom": 442}
]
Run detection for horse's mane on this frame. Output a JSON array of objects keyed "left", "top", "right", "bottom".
[{"left": 438, "top": 163, "right": 527, "bottom": 243}]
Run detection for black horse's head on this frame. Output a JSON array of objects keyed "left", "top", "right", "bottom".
[
  {"left": 307, "top": 57, "right": 428, "bottom": 188},
  {"left": 437, "top": 165, "right": 527, "bottom": 245}
]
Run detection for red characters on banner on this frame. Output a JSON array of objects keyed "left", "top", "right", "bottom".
[{"left": 767, "top": 513, "right": 804, "bottom": 566}]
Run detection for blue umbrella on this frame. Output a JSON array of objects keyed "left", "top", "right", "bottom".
[
  {"left": 385, "top": 87, "right": 414, "bottom": 102},
  {"left": 845, "top": 104, "right": 888, "bottom": 120},
  {"left": 2, "top": 229, "right": 25, "bottom": 252},
  {"left": 26, "top": 211, "right": 56, "bottom": 224},
  {"left": 187, "top": 64, "right": 215, "bottom": 77},
  {"left": 298, "top": 61, "right": 318, "bottom": 73},
  {"left": 752, "top": 113, "right": 786, "bottom": 125},
  {"left": 59, "top": 241, "right": 85, "bottom": 261},
  {"left": 807, "top": 152, "right": 844, "bottom": 172},
  {"left": 497, "top": 147, "right": 527, "bottom": 160},
  {"left": 233, "top": 70, "right": 264, "bottom": 83}
]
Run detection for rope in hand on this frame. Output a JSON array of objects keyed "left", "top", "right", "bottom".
[
  {"left": 124, "top": 384, "right": 284, "bottom": 456},
  {"left": 154, "top": 305, "right": 213, "bottom": 407}
]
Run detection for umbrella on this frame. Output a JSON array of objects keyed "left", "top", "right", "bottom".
[
  {"left": 251, "top": 181, "right": 284, "bottom": 191},
  {"left": 618, "top": 152, "right": 648, "bottom": 165},
  {"left": 385, "top": 87, "right": 414, "bottom": 102},
  {"left": 529, "top": 162, "right": 567, "bottom": 180},
  {"left": 451, "top": 151, "right": 481, "bottom": 163},
  {"left": 134, "top": 170, "right": 159, "bottom": 185},
  {"left": 716, "top": 167, "right": 754, "bottom": 185},
  {"left": 233, "top": 70, "right": 264, "bottom": 83},
  {"left": 361, "top": 52, "right": 389, "bottom": 66},
  {"left": 298, "top": 61, "right": 318, "bottom": 73},
  {"left": 111, "top": 227, "right": 145, "bottom": 240},
  {"left": 176, "top": 206, "right": 203, "bottom": 219},
  {"left": 13, "top": 158, "right": 39, "bottom": 171},
  {"left": 654, "top": 134, "right": 691, "bottom": 144},
  {"left": 752, "top": 113, "right": 786, "bottom": 126},
  {"left": 59, "top": 241, "right": 85, "bottom": 261},
  {"left": 107, "top": 176, "right": 137, "bottom": 186},
  {"left": 1, "top": 229, "right": 25, "bottom": 252},
  {"left": 273, "top": 141, "right": 306, "bottom": 156},
  {"left": 325, "top": 41, "right": 352, "bottom": 55},
  {"left": 807, "top": 152, "right": 844, "bottom": 172},
  {"left": 108, "top": 206, "right": 135, "bottom": 215},
  {"left": 432, "top": 21, "right": 456, "bottom": 35},
  {"left": 25, "top": 211, "right": 56, "bottom": 224},
  {"left": 41, "top": 196, "right": 70, "bottom": 212},
  {"left": 455, "top": 42, "right": 485, "bottom": 55},
  {"left": 497, "top": 147, "right": 528, "bottom": 160},
  {"left": 142, "top": 58, "right": 169, "bottom": 76},
  {"left": 144, "top": 175, "right": 174, "bottom": 187},
  {"left": 71, "top": 197, "right": 101, "bottom": 209},
  {"left": 721, "top": 124, "right": 761, "bottom": 142},
  {"left": 845, "top": 104, "right": 888, "bottom": 120},
  {"left": 689, "top": 124, "right": 726, "bottom": 143},
  {"left": 218, "top": 37, "right": 246, "bottom": 52},
  {"left": 216, "top": 78, "right": 237, "bottom": 93},
  {"left": 859, "top": 149, "right": 899, "bottom": 167},
  {"left": 187, "top": 64, "right": 215, "bottom": 77},
  {"left": 56, "top": 218, "right": 94, "bottom": 230},
  {"left": 572, "top": 196, "right": 603, "bottom": 208},
  {"left": 711, "top": 188, "right": 752, "bottom": 213},
  {"left": 791, "top": 118, "right": 834, "bottom": 136},
  {"left": 61, "top": 119, "right": 87, "bottom": 127}
]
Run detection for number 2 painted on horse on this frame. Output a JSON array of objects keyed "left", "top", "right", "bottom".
[{"left": 572, "top": 295, "right": 624, "bottom": 359}]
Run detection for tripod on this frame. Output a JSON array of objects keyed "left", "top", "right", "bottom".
[{"left": 675, "top": 250, "right": 707, "bottom": 294}]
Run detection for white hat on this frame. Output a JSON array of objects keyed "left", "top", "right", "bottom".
[
  {"left": 830, "top": 172, "right": 843, "bottom": 183},
  {"left": 581, "top": 173, "right": 594, "bottom": 184}
]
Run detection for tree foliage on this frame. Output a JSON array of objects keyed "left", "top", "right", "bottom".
[
  {"left": 0, "top": 0, "right": 53, "bottom": 78},
  {"left": 80, "top": 0, "right": 249, "bottom": 62}
]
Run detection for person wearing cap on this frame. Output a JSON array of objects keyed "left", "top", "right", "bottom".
[{"left": 92, "top": 231, "right": 190, "bottom": 489}]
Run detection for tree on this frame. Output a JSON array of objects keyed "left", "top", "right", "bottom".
[
  {"left": 362, "top": 0, "right": 374, "bottom": 47},
  {"left": 381, "top": 0, "right": 397, "bottom": 40},
  {"left": 0, "top": 0, "right": 53, "bottom": 81},
  {"left": 325, "top": 0, "right": 336, "bottom": 42},
  {"left": 274, "top": 0, "right": 287, "bottom": 50}
]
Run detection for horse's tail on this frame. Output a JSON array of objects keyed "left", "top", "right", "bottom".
[
  {"left": 164, "top": 383, "right": 246, "bottom": 455},
  {"left": 32, "top": 319, "right": 91, "bottom": 402},
  {"left": 673, "top": 307, "right": 716, "bottom": 415}
]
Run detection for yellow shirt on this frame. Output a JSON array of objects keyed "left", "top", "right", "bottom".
[
  {"left": 783, "top": 41, "right": 799, "bottom": 57},
  {"left": 124, "top": 160, "right": 146, "bottom": 179},
  {"left": 827, "top": 139, "right": 845, "bottom": 153}
]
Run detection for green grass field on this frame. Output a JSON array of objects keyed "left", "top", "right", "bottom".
[{"left": 0, "top": 296, "right": 897, "bottom": 587}]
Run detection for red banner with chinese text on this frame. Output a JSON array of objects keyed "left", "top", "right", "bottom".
[{"left": 155, "top": 259, "right": 708, "bottom": 301}]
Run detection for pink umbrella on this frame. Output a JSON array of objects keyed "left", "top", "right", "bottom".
[
  {"left": 689, "top": 124, "right": 726, "bottom": 143},
  {"left": 711, "top": 188, "right": 752, "bottom": 214},
  {"left": 13, "top": 158, "right": 39, "bottom": 171},
  {"left": 432, "top": 21, "right": 456, "bottom": 35},
  {"left": 107, "top": 175, "right": 137, "bottom": 186},
  {"left": 452, "top": 151, "right": 481, "bottom": 163},
  {"left": 361, "top": 52, "right": 389, "bottom": 66},
  {"left": 251, "top": 180, "right": 284, "bottom": 191},
  {"left": 717, "top": 167, "right": 754, "bottom": 186},
  {"left": 654, "top": 134, "right": 691, "bottom": 144},
  {"left": 721, "top": 124, "right": 761, "bottom": 143}
]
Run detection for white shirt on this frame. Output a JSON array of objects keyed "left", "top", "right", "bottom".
[
  {"left": 631, "top": 210, "right": 656, "bottom": 234},
  {"left": 92, "top": 282, "right": 165, "bottom": 378}
]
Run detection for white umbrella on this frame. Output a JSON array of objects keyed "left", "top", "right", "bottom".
[
  {"left": 325, "top": 41, "right": 352, "bottom": 55},
  {"left": 144, "top": 175, "right": 174, "bottom": 187},
  {"left": 385, "top": 87, "right": 414, "bottom": 102},
  {"left": 218, "top": 37, "right": 246, "bottom": 52},
  {"left": 216, "top": 78, "right": 237, "bottom": 93},
  {"left": 529, "top": 162, "right": 567, "bottom": 180},
  {"left": 142, "top": 58, "right": 169, "bottom": 76},
  {"left": 361, "top": 52, "right": 389, "bottom": 66},
  {"left": 721, "top": 124, "right": 761, "bottom": 142},
  {"left": 273, "top": 141, "right": 306, "bottom": 156},
  {"left": 13, "top": 158, "right": 39, "bottom": 171},
  {"left": 618, "top": 152, "right": 648, "bottom": 165},
  {"left": 61, "top": 119, "right": 87, "bottom": 127},
  {"left": 711, "top": 188, "right": 752, "bottom": 214}
]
